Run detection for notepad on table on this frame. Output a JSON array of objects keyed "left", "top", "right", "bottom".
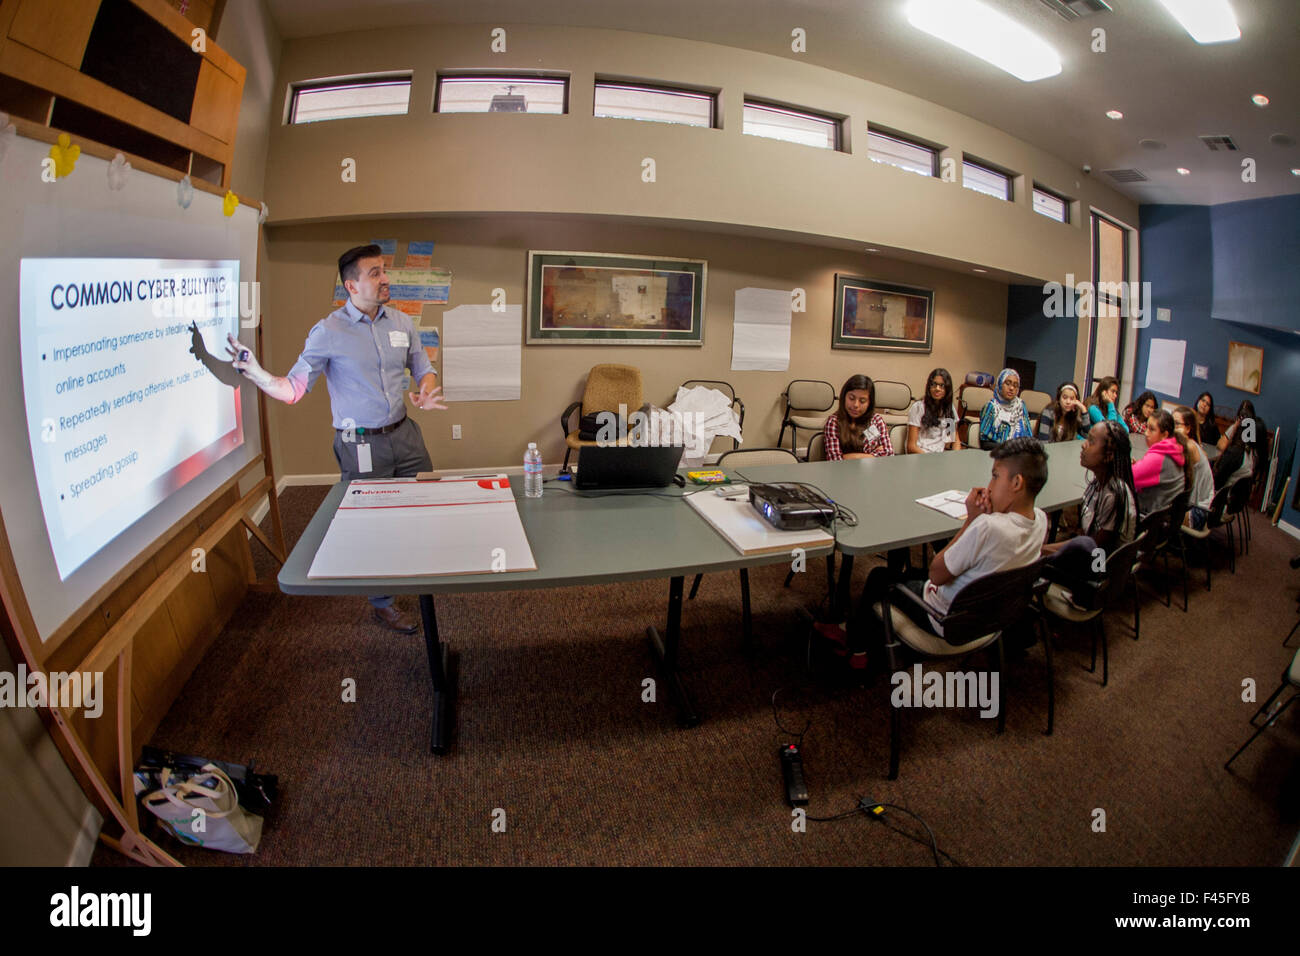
[{"left": 915, "top": 490, "right": 969, "bottom": 520}]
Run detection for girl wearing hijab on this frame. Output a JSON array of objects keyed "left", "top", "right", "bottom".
[
  {"left": 1035, "top": 381, "right": 1088, "bottom": 442},
  {"left": 978, "top": 368, "right": 1032, "bottom": 449}
]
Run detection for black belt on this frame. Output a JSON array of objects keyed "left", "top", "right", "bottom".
[{"left": 341, "top": 415, "right": 406, "bottom": 436}]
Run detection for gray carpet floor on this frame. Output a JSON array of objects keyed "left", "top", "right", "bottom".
[{"left": 94, "top": 485, "right": 1300, "bottom": 866}]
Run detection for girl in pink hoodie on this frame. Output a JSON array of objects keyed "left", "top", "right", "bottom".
[{"left": 1133, "top": 409, "right": 1189, "bottom": 516}]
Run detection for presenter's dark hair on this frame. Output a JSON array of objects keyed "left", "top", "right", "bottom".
[
  {"left": 990, "top": 436, "right": 1048, "bottom": 496},
  {"left": 338, "top": 244, "right": 384, "bottom": 283}
]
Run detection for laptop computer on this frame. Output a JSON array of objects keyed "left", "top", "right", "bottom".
[{"left": 574, "top": 444, "right": 686, "bottom": 490}]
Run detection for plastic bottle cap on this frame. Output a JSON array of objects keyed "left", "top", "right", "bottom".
[{"left": 528, "top": 442, "right": 537, "bottom": 449}]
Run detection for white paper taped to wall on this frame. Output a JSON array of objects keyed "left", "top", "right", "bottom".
[
  {"left": 441, "top": 304, "right": 522, "bottom": 401},
  {"left": 1145, "top": 338, "right": 1186, "bottom": 397},
  {"left": 731, "top": 287, "right": 791, "bottom": 371}
]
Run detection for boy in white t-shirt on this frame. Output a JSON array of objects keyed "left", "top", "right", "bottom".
[{"left": 857, "top": 437, "right": 1049, "bottom": 645}]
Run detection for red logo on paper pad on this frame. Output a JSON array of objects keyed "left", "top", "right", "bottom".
[{"left": 478, "top": 478, "right": 510, "bottom": 490}]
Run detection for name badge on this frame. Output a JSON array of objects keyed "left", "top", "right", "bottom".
[
  {"left": 864, "top": 425, "right": 879, "bottom": 444},
  {"left": 389, "top": 330, "right": 410, "bottom": 349}
]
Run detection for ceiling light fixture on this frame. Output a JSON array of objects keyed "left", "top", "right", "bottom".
[
  {"left": 905, "top": 0, "right": 1063, "bottom": 82},
  {"left": 1106, "top": 110, "right": 1124, "bottom": 120},
  {"left": 1291, "top": 168, "right": 1300, "bottom": 177},
  {"left": 973, "top": 268, "right": 988, "bottom": 273},
  {"left": 1251, "top": 94, "right": 1269, "bottom": 107},
  {"left": 1153, "top": 0, "right": 1241, "bottom": 44},
  {"left": 1177, "top": 167, "right": 1191, "bottom": 175}
]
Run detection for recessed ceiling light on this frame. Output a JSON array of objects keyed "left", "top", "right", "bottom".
[
  {"left": 1251, "top": 94, "right": 1270, "bottom": 107},
  {"left": 905, "top": 0, "right": 1063, "bottom": 82},
  {"left": 866, "top": 247, "right": 880, "bottom": 253},
  {"left": 1106, "top": 110, "right": 1124, "bottom": 120},
  {"left": 1177, "top": 167, "right": 1191, "bottom": 175},
  {"left": 1154, "top": 0, "right": 1241, "bottom": 44},
  {"left": 973, "top": 268, "right": 988, "bottom": 273},
  {"left": 1291, "top": 168, "right": 1300, "bottom": 177}
]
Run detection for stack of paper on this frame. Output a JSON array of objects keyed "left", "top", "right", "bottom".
[
  {"left": 915, "top": 490, "right": 969, "bottom": 520},
  {"left": 307, "top": 476, "right": 536, "bottom": 578}
]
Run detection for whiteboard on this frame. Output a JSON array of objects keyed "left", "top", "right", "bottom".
[{"left": 0, "top": 133, "right": 262, "bottom": 643}]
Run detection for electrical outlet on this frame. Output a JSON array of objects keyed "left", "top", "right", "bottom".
[{"left": 452, "top": 425, "right": 462, "bottom": 440}]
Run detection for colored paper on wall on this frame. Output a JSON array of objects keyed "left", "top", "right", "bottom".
[
  {"left": 419, "top": 327, "right": 440, "bottom": 364},
  {"left": 370, "top": 238, "right": 397, "bottom": 267},
  {"left": 405, "top": 241, "right": 435, "bottom": 268}
]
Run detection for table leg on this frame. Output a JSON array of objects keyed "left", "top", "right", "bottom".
[
  {"left": 739, "top": 568, "right": 753, "bottom": 654},
  {"left": 646, "top": 576, "right": 700, "bottom": 727},
  {"left": 833, "top": 553, "right": 856, "bottom": 619},
  {"left": 418, "top": 594, "right": 456, "bottom": 755}
]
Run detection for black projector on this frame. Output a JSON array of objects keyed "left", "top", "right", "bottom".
[{"left": 749, "top": 483, "right": 836, "bottom": 531}]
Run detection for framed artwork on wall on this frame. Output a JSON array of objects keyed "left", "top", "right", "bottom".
[
  {"left": 526, "top": 251, "right": 706, "bottom": 345},
  {"left": 1225, "top": 341, "right": 1263, "bottom": 394},
  {"left": 831, "top": 275, "right": 933, "bottom": 352}
]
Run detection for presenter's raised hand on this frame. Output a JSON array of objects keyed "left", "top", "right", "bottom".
[
  {"left": 409, "top": 379, "right": 447, "bottom": 411},
  {"left": 224, "top": 332, "right": 270, "bottom": 387}
]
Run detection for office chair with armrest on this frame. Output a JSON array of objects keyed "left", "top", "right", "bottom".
[
  {"left": 560, "top": 364, "right": 643, "bottom": 472},
  {"left": 779, "top": 380, "right": 836, "bottom": 459},
  {"left": 679, "top": 379, "right": 745, "bottom": 452},
  {"left": 873, "top": 380, "right": 913, "bottom": 427},
  {"left": 873, "top": 559, "right": 1044, "bottom": 779}
]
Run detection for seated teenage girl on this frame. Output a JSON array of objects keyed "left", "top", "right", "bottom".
[
  {"left": 1213, "top": 400, "right": 1262, "bottom": 490},
  {"left": 1193, "top": 391, "right": 1220, "bottom": 447},
  {"left": 824, "top": 374, "right": 894, "bottom": 460},
  {"left": 1035, "top": 381, "right": 1088, "bottom": 442},
  {"left": 978, "top": 368, "right": 1032, "bottom": 449},
  {"left": 1085, "top": 377, "right": 1121, "bottom": 426},
  {"left": 906, "top": 367, "right": 959, "bottom": 454},
  {"left": 1133, "top": 409, "right": 1189, "bottom": 516},
  {"left": 1123, "top": 391, "right": 1158, "bottom": 435},
  {"left": 1172, "top": 405, "right": 1214, "bottom": 530}
]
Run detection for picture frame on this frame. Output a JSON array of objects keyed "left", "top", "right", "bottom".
[
  {"left": 526, "top": 251, "right": 706, "bottom": 345},
  {"left": 1225, "top": 341, "right": 1263, "bottom": 394},
  {"left": 831, "top": 274, "right": 934, "bottom": 352}
]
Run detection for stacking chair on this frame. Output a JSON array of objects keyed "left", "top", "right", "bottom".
[
  {"left": 689, "top": 448, "right": 801, "bottom": 648},
  {"left": 888, "top": 423, "right": 908, "bottom": 455},
  {"left": 779, "top": 380, "right": 836, "bottom": 458},
  {"left": 1039, "top": 533, "right": 1146, "bottom": 693},
  {"left": 1134, "top": 502, "right": 1173, "bottom": 621},
  {"left": 1150, "top": 490, "right": 1191, "bottom": 612},
  {"left": 1020, "top": 389, "right": 1053, "bottom": 423},
  {"left": 806, "top": 432, "right": 827, "bottom": 462},
  {"left": 1224, "top": 647, "right": 1300, "bottom": 770},
  {"left": 873, "top": 380, "right": 913, "bottom": 427},
  {"left": 559, "top": 364, "right": 643, "bottom": 472},
  {"left": 1222, "top": 475, "right": 1254, "bottom": 560},
  {"left": 957, "top": 383, "right": 994, "bottom": 449},
  {"left": 679, "top": 379, "right": 745, "bottom": 452},
  {"left": 872, "top": 560, "right": 1044, "bottom": 779},
  {"left": 1179, "top": 482, "right": 1233, "bottom": 591}
]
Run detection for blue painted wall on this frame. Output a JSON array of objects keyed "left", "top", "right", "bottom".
[
  {"left": 1004, "top": 284, "right": 1079, "bottom": 394},
  {"left": 1136, "top": 199, "right": 1300, "bottom": 528}
]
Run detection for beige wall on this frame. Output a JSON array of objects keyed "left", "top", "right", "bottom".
[
  {"left": 262, "top": 24, "right": 1138, "bottom": 284},
  {"left": 215, "top": 0, "right": 281, "bottom": 201},
  {"left": 263, "top": 215, "right": 1008, "bottom": 475}
]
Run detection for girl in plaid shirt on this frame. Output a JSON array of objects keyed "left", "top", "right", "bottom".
[{"left": 824, "top": 375, "right": 895, "bottom": 460}]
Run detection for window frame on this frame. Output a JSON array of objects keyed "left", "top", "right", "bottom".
[
  {"left": 1032, "top": 183, "right": 1070, "bottom": 223},
  {"left": 865, "top": 127, "right": 939, "bottom": 178},
  {"left": 433, "top": 72, "right": 571, "bottom": 115},
  {"left": 742, "top": 97, "right": 843, "bottom": 151},
  {"left": 286, "top": 73, "right": 413, "bottom": 125},
  {"left": 593, "top": 79, "right": 717, "bottom": 128},
  {"left": 961, "top": 157, "right": 1014, "bottom": 202}
]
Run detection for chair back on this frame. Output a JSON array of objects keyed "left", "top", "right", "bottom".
[
  {"left": 1163, "top": 489, "right": 1191, "bottom": 548},
  {"left": 959, "top": 385, "right": 995, "bottom": 421},
  {"left": 1203, "top": 482, "right": 1232, "bottom": 529},
  {"left": 941, "top": 560, "right": 1044, "bottom": 646},
  {"left": 888, "top": 423, "right": 908, "bottom": 455},
  {"left": 1021, "top": 389, "right": 1053, "bottom": 419},
  {"left": 784, "top": 380, "right": 836, "bottom": 414},
  {"left": 873, "top": 380, "right": 913, "bottom": 413},
  {"left": 583, "top": 364, "right": 643, "bottom": 415},
  {"left": 716, "top": 447, "right": 799, "bottom": 469},
  {"left": 1225, "top": 475, "right": 1253, "bottom": 516},
  {"left": 1098, "top": 531, "right": 1147, "bottom": 606},
  {"left": 1137, "top": 504, "right": 1172, "bottom": 557},
  {"left": 806, "top": 432, "right": 827, "bottom": 462},
  {"left": 680, "top": 379, "right": 745, "bottom": 450}
]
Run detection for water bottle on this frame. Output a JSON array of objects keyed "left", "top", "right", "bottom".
[{"left": 524, "top": 442, "right": 543, "bottom": 498}]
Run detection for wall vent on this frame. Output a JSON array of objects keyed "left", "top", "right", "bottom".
[
  {"left": 1199, "top": 134, "right": 1239, "bottom": 151},
  {"left": 1037, "top": 0, "right": 1113, "bottom": 21}
]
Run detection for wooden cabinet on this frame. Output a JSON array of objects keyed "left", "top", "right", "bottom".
[{"left": 0, "top": 0, "right": 244, "bottom": 188}]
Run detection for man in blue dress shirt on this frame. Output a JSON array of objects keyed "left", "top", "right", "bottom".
[{"left": 226, "top": 244, "right": 446, "bottom": 633}]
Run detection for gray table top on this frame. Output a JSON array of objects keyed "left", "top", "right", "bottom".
[
  {"left": 726, "top": 441, "right": 1089, "bottom": 555},
  {"left": 279, "top": 478, "right": 832, "bottom": 596}
]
